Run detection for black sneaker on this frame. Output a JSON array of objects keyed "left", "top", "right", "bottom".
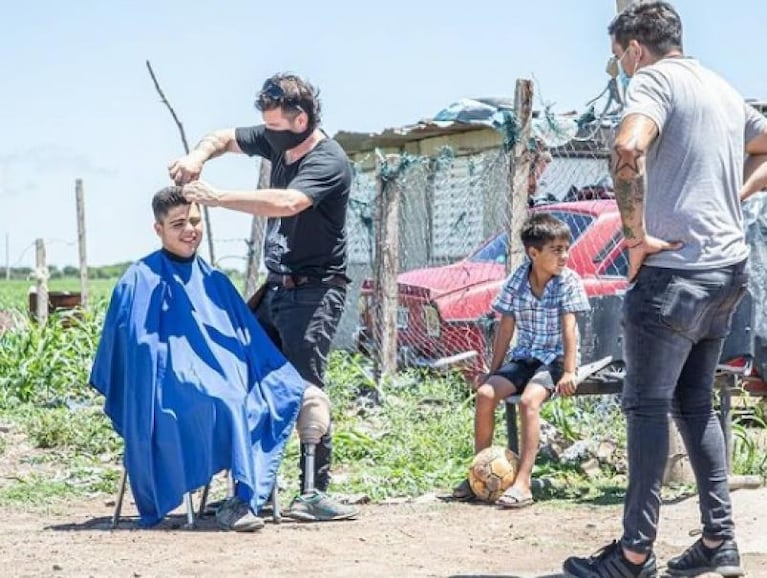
[
  {"left": 563, "top": 540, "right": 658, "bottom": 577},
  {"left": 665, "top": 538, "right": 744, "bottom": 577}
]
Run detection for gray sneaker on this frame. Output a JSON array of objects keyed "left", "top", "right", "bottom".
[
  {"left": 215, "top": 497, "right": 265, "bottom": 532},
  {"left": 284, "top": 489, "right": 359, "bottom": 522}
]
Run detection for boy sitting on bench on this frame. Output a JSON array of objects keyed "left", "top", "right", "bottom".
[{"left": 453, "top": 213, "right": 590, "bottom": 507}]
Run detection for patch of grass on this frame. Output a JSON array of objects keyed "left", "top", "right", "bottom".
[
  {"left": 23, "top": 406, "right": 121, "bottom": 458},
  {"left": 0, "top": 291, "right": 764, "bottom": 510},
  {"left": 0, "top": 474, "right": 78, "bottom": 507}
]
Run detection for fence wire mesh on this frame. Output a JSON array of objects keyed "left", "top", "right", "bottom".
[{"left": 346, "top": 104, "right": 628, "bottom": 379}]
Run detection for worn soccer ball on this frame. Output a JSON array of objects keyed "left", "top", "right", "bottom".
[{"left": 468, "top": 445, "right": 519, "bottom": 502}]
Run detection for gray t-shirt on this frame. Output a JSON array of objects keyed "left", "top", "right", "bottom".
[{"left": 622, "top": 57, "right": 767, "bottom": 269}]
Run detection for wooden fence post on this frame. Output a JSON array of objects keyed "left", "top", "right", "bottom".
[
  {"left": 506, "top": 79, "right": 534, "bottom": 275},
  {"left": 75, "top": 178, "right": 89, "bottom": 309},
  {"left": 4, "top": 234, "right": 9, "bottom": 280},
  {"left": 244, "top": 159, "right": 270, "bottom": 297},
  {"left": 373, "top": 152, "right": 401, "bottom": 382},
  {"left": 35, "top": 238, "right": 48, "bottom": 324}
]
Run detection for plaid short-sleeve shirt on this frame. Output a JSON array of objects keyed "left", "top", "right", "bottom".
[{"left": 492, "top": 262, "right": 590, "bottom": 364}]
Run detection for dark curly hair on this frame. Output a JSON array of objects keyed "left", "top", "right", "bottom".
[
  {"left": 608, "top": 1, "right": 683, "bottom": 55},
  {"left": 152, "top": 185, "right": 188, "bottom": 222},
  {"left": 255, "top": 73, "right": 322, "bottom": 129},
  {"left": 521, "top": 213, "right": 571, "bottom": 251}
]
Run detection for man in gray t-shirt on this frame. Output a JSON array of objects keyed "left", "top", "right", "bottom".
[{"left": 564, "top": 3, "right": 767, "bottom": 578}]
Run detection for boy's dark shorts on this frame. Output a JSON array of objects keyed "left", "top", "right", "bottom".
[{"left": 491, "top": 357, "right": 565, "bottom": 394}]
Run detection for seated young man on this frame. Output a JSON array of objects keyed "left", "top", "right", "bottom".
[
  {"left": 453, "top": 213, "right": 590, "bottom": 507},
  {"left": 90, "top": 186, "right": 304, "bottom": 531}
]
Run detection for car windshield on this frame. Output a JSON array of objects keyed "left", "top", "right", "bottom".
[{"left": 469, "top": 211, "right": 595, "bottom": 264}]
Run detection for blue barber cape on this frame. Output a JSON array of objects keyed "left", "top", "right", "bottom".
[{"left": 90, "top": 250, "right": 304, "bottom": 526}]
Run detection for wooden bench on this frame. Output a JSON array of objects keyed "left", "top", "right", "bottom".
[
  {"left": 504, "top": 356, "right": 766, "bottom": 485},
  {"left": 504, "top": 356, "right": 620, "bottom": 455}
]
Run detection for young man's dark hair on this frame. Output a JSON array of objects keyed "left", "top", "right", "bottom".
[
  {"left": 255, "top": 73, "right": 322, "bottom": 129},
  {"left": 521, "top": 213, "right": 572, "bottom": 251},
  {"left": 152, "top": 186, "right": 188, "bottom": 222},
  {"left": 608, "top": 1, "right": 683, "bottom": 54}
]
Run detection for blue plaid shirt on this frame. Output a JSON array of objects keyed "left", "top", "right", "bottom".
[{"left": 492, "top": 262, "right": 590, "bottom": 364}]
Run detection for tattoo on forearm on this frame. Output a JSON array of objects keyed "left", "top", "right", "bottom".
[
  {"left": 194, "top": 134, "right": 227, "bottom": 159},
  {"left": 611, "top": 148, "right": 646, "bottom": 242}
]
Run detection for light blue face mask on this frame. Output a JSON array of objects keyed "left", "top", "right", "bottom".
[
  {"left": 618, "top": 66, "right": 631, "bottom": 94},
  {"left": 611, "top": 49, "right": 632, "bottom": 97}
]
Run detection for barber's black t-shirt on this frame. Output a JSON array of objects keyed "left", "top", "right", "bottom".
[{"left": 235, "top": 125, "right": 351, "bottom": 280}]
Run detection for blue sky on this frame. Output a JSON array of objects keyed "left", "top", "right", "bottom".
[{"left": 1, "top": 0, "right": 765, "bottom": 269}]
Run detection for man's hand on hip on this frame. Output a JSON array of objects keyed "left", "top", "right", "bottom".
[{"left": 627, "top": 235, "right": 683, "bottom": 282}]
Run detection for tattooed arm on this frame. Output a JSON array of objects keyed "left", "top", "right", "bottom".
[
  {"left": 612, "top": 114, "right": 681, "bottom": 281},
  {"left": 611, "top": 114, "right": 657, "bottom": 244},
  {"left": 168, "top": 129, "right": 241, "bottom": 185}
]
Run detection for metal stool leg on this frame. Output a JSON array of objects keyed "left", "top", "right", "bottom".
[
  {"left": 112, "top": 467, "right": 128, "bottom": 529},
  {"left": 184, "top": 492, "right": 195, "bottom": 528},
  {"left": 271, "top": 477, "right": 281, "bottom": 523},
  {"left": 197, "top": 483, "right": 211, "bottom": 518}
]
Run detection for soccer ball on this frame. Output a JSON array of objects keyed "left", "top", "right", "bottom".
[{"left": 468, "top": 446, "right": 519, "bottom": 502}]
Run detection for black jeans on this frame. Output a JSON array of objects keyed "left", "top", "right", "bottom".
[
  {"left": 256, "top": 282, "right": 346, "bottom": 493},
  {"left": 620, "top": 261, "right": 748, "bottom": 554}
]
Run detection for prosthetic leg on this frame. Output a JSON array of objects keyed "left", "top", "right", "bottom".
[{"left": 297, "top": 385, "right": 331, "bottom": 494}]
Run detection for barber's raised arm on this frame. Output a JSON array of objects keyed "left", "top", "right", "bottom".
[{"left": 168, "top": 129, "right": 242, "bottom": 185}]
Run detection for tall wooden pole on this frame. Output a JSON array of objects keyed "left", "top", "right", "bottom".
[
  {"left": 506, "top": 79, "right": 534, "bottom": 275},
  {"left": 35, "top": 239, "right": 48, "bottom": 324},
  {"left": 373, "top": 153, "right": 401, "bottom": 382},
  {"left": 4, "top": 234, "right": 9, "bottom": 280},
  {"left": 75, "top": 178, "right": 89, "bottom": 309},
  {"left": 244, "top": 159, "right": 270, "bottom": 297},
  {"left": 145, "top": 60, "right": 216, "bottom": 265}
]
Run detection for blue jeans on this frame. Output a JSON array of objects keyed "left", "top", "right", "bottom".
[{"left": 620, "top": 261, "right": 748, "bottom": 554}]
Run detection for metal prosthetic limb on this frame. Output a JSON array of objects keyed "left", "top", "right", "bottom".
[{"left": 297, "top": 385, "right": 331, "bottom": 494}]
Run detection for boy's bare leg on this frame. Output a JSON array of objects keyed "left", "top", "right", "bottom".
[
  {"left": 511, "top": 383, "right": 550, "bottom": 496},
  {"left": 474, "top": 376, "right": 517, "bottom": 454}
]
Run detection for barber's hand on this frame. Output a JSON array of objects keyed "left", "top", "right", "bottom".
[
  {"left": 556, "top": 371, "right": 577, "bottom": 397},
  {"left": 168, "top": 152, "right": 205, "bottom": 185},
  {"left": 182, "top": 180, "right": 222, "bottom": 206},
  {"left": 627, "top": 235, "right": 683, "bottom": 283}
]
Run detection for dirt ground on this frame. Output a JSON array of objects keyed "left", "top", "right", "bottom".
[{"left": 0, "top": 485, "right": 765, "bottom": 578}]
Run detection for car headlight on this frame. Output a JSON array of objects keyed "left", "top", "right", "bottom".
[{"left": 423, "top": 304, "right": 441, "bottom": 338}]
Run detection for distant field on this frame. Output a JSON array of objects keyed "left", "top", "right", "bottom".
[{"left": 0, "top": 278, "right": 116, "bottom": 311}]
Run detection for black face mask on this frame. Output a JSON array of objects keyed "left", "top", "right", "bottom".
[{"left": 264, "top": 124, "right": 313, "bottom": 154}]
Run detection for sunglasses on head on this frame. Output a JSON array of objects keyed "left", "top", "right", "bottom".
[{"left": 258, "top": 79, "right": 305, "bottom": 114}]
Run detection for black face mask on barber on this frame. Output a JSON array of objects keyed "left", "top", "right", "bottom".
[{"left": 263, "top": 122, "right": 314, "bottom": 154}]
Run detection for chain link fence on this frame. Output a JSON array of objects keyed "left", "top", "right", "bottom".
[{"left": 337, "top": 95, "right": 628, "bottom": 379}]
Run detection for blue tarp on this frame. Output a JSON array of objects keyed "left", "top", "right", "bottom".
[
  {"left": 90, "top": 250, "right": 304, "bottom": 526},
  {"left": 744, "top": 195, "right": 767, "bottom": 377}
]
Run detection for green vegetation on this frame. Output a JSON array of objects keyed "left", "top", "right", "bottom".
[
  {"left": 0, "top": 278, "right": 116, "bottom": 311},
  {"left": 0, "top": 301, "right": 764, "bottom": 509}
]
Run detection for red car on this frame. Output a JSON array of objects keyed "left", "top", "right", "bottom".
[{"left": 356, "top": 200, "right": 630, "bottom": 377}]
